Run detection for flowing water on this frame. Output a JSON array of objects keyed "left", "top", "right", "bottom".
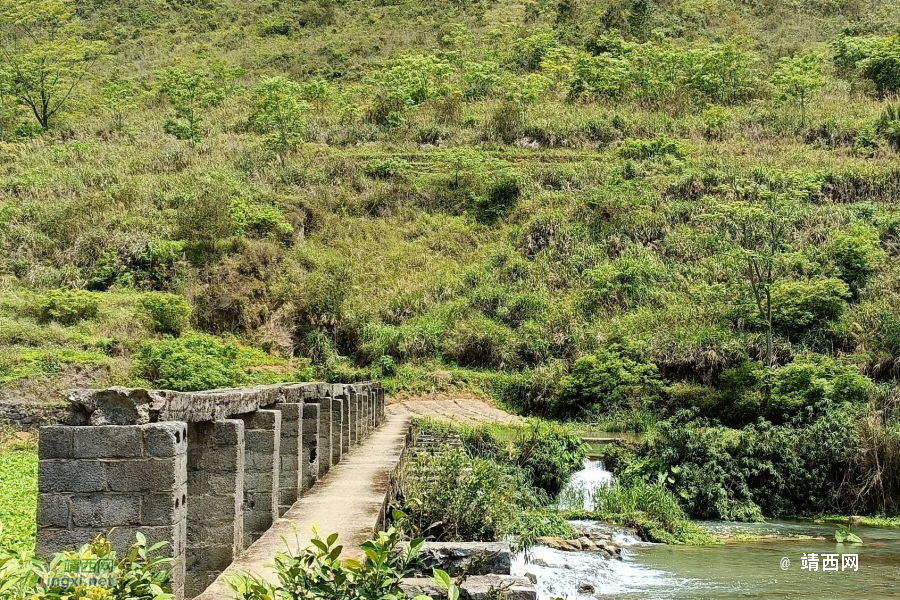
[
  {"left": 557, "top": 460, "right": 613, "bottom": 510},
  {"left": 514, "top": 462, "right": 900, "bottom": 599}
]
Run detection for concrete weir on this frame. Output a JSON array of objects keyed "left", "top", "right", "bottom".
[{"left": 37, "top": 381, "right": 387, "bottom": 600}]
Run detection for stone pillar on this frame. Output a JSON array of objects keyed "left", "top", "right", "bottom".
[
  {"left": 37, "top": 423, "right": 188, "bottom": 600},
  {"left": 301, "top": 403, "right": 319, "bottom": 492},
  {"left": 274, "top": 403, "right": 302, "bottom": 516},
  {"left": 348, "top": 387, "right": 359, "bottom": 446},
  {"left": 186, "top": 420, "right": 244, "bottom": 599},
  {"left": 330, "top": 397, "right": 343, "bottom": 465},
  {"left": 306, "top": 398, "right": 331, "bottom": 478},
  {"left": 376, "top": 386, "right": 385, "bottom": 426},
  {"left": 338, "top": 390, "right": 350, "bottom": 455},
  {"left": 238, "top": 410, "right": 280, "bottom": 548}
]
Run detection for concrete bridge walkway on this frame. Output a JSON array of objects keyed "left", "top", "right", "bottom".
[{"left": 197, "top": 411, "right": 411, "bottom": 598}]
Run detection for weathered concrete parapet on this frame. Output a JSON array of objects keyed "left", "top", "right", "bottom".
[
  {"left": 38, "top": 422, "right": 188, "bottom": 599},
  {"left": 38, "top": 380, "right": 385, "bottom": 600}
]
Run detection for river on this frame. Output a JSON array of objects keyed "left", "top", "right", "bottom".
[{"left": 513, "top": 462, "right": 900, "bottom": 599}]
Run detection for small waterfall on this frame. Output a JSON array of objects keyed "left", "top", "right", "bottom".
[{"left": 558, "top": 460, "right": 614, "bottom": 511}]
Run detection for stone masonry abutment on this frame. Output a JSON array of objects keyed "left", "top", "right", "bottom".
[{"left": 37, "top": 381, "right": 385, "bottom": 600}]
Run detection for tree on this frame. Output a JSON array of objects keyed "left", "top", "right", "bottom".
[
  {"left": 0, "top": 0, "right": 102, "bottom": 130},
  {"left": 158, "top": 66, "right": 225, "bottom": 143},
  {"left": 771, "top": 52, "right": 828, "bottom": 127},
  {"left": 250, "top": 76, "right": 309, "bottom": 164},
  {"left": 505, "top": 73, "right": 550, "bottom": 128},
  {"left": 709, "top": 185, "right": 802, "bottom": 392}
]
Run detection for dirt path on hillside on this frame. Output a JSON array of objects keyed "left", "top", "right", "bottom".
[{"left": 386, "top": 396, "right": 525, "bottom": 425}]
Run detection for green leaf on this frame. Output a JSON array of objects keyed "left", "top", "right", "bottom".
[{"left": 433, "top": 568, "right": 451, "bottom": 590}]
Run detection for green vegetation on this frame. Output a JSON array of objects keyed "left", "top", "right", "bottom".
[
  {"left": 398, "top": 419, "right": 585, "bottom": 544},
  {"left": 0, "top": 430, "right": 36, "bottom": 552},
  {"left": 0, "top": 532, "right": 172, "bottom": 600},
  {"left": 0, "top": 0, "right": 897, "bottom": 527},
  {"left": 562, "top": 477, "right": 717, "bottom": 545},
  {"left": 227, "top": 521, "right": 447, "bottom": 600}
]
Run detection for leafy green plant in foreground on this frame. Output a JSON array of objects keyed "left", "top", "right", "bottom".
[
  {"left": 0, "top": 530, "right": 172, "bottom": 600},
  {"left": 227, "top": 518, "right": 451, "bottom": 600}
]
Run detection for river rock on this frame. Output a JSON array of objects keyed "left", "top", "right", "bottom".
[
  {"left": 411, "top": 542, "right": 512, "bottom": 576},
  {"left": 577, "top": 583, "right": 595, "bottom": 595},
  {"left": 536, "top": 533, "right": 622, "bottom": 559}
]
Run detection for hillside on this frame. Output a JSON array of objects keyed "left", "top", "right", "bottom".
[{"left": 0, "top": 0, "right": 899, "bottom": 519}]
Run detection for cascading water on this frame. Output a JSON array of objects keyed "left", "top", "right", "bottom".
[{"left": 557, "top": 459, "right": 614, "bottom": 511}]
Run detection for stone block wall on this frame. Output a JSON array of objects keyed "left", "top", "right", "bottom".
[
  {"left": 38, "top": 421, "right": 188, "bottom": 599},
  {"left": 37, "top": 380, "right": 383, "bottom": 600}
]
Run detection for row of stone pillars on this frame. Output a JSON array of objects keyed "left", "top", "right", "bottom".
[{"left": 37, "top": 381, "right": 385, "bottom": 599}]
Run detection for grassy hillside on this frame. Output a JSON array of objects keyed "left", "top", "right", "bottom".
[{"left": 0, "top": 0, "right": 899, "bottom": 519}]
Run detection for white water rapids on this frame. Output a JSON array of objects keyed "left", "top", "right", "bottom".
[
  {"left": 557, "top": 460, "right": 614, "bottom": 511},
  {"left": 513, "top": 460, "right": 691, "bottom": 599}
]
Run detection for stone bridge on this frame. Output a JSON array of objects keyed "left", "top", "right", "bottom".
[{"left": 37, "top": 381, "right": 387, "bottom": 599}]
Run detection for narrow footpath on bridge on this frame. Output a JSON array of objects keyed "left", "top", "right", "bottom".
[{"left": 197, "top": 411, "right": 411, "bottom": 597}]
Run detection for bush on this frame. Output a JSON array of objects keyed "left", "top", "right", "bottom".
[
  {"left": 770, "top": 277, "right": 850, "bottom": 340},
  {"left": 228, "top": 522, "right": 440, "bottom": 600},
  {"left": 861, "top": 35, "right": 900, "bottom": 96},
  {"left": 41, "top": 289, "right": 99, "bottom": 325},
  {"left": 637, "top": 402, "right": 863, "bottom": 520},
  {"left": 828, "top": 225, "right": 885, "bottom": 293},
  {"left": 135, "top": 333, "right": 248, "bottom": 391},
  {"left": 572, "top": 477, "right": 718, "bottom": 545},
  {"left": 229, "top": 199, "right": 294, "bottom": 245},
  {"left": 618, "top": 136, "right": 683, "bottom": 160},
  {"left": 441, "top": 314, "right": 520, "bottom": 370},
  {"left": 400, "top": 448, "right": 541, "bottom": 541},
  {"left": 472, "top": 173, "right": 522, "bottom": 224},
  {"left": 141, "top": 293, "right": 192, "bottom": 336},
  {"left": 364, "top": 157, "right": 411, "bottom": 180},
  {"left": 0, "top": 532, "right": 172, "bottom": 600},
  {"left": 554, "top": 346, "right": 664, "bottom": 418},
  {"left": 459, "top": 422, "right": 588, "bottom": 497}
]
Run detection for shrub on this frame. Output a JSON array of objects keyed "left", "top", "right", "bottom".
[
  {"left": 860, "top": 35, "right": 900, "bottom": 96},
  {"left": 877, "top": 104, "right": 900, "bottom": 152},
  {"left": 141, "top": 293, "right": 192, "bottom": 336},
  {"left": 364, "top": 157, "right": 411, "bottom": 180},
  {"left": 575, "top": 477, "right": 718, "bottom": 545},
  {"left": 638, "top": 403, "right": 862, "bottom": 520},
  {"left": 618, "top": 136, "right": 683, "bottom": 160},
  {"left": 41, "top": 289, "right": 99, "bottom": 325},
  {"left": 227, "top": 522, "right": 439, "bottom": 600},
  {"left": 828, "top": 225, "right": 885, "bottom": 294},
  {"left": 229, "top": 199, "right": 294, "bottom": 245},
  {"left": 399, "top": 447, "right": 541, "bottom": 542},
  {"left": 441, "top": 314, "right": 520, "bottom": 370},
  {"left": 0, "top": 532, "right": 172, "bottom": 600},
  {"left": 135, "top": 333, "right": 248, "bottom": 391},
  {"left": 472, "top": 173, "right": 522, "bottom": 224},
  {"left": 770, "top": 277, "right": 851, "bottom": 340},
  {"left": 554, "top": 346, "right": 664, "bottom": 418}
]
